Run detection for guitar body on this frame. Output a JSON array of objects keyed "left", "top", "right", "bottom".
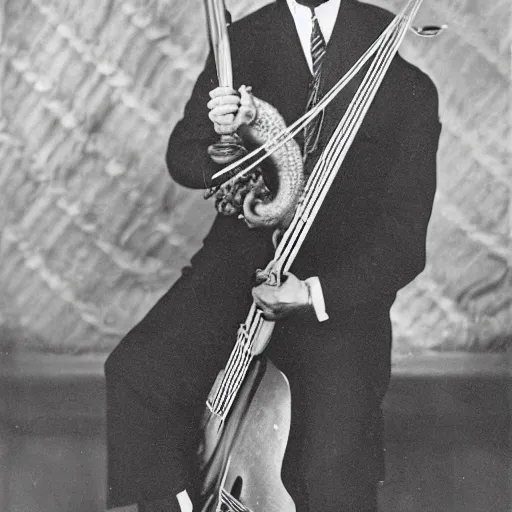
[{"left": 197, "top": 358, "right": 295, "bottom": 512}]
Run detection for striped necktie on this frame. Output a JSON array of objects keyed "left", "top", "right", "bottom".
[{"left": 304, "top": 8, "right": 327, "bottom": 158}]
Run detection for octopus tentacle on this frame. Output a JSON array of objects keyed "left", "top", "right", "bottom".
[
  {"left": 208, "top": 86, "right": 304, "bottom": 230},
  {"left": 240, "top": 92, "right": 304, "bottom": 229}
]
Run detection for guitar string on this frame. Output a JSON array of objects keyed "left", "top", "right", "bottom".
[
  {"left": 209, "top": 307, "right": 263, "bottom": 412},
  {"left": 208, "top": 306, "right": 260, "bottom": 412}
]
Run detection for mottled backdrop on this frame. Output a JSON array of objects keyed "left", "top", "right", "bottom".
[{"left": 0, "top": 0, "right": 510, "bottom": 354}]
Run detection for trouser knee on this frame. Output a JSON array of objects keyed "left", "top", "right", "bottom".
[{"left": 105, "top": 338, "right": 204, "bottom": 425}]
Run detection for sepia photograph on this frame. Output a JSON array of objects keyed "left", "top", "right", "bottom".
[{"left": 0, "top": 0, "right": 510, "bottom": 511}]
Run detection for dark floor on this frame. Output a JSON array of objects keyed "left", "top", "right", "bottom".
[{"left": 0, "top": 351, "right": 510, "bottom": 512}]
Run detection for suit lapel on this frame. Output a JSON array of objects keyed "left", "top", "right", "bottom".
[
  {"left": 277, "top": 1, "right": 312, "bottom": 82},
  {"left": 252, "top": 1, "right": 312, "bottom": 127},
  {"left": 322, "top": 0, "right": 370, "bottom": 92},
  {"left": 319, "top": 0, "right": 380, "bottom": 147}
]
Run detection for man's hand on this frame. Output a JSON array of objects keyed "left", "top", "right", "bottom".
[
  {"left": 252, "top": 272, "right": 311, "bottom": 321},
  {"left": 207, "top": 85, "right": 256, "bottom": 135},
  {"left": 207, "top": 86, "right": 241, "bottom": 135}
]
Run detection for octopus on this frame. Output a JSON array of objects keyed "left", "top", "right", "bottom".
[{"left": 205, "top": 86, "right": 305, "bottom": 231}]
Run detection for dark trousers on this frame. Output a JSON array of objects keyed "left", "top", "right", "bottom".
[
  {"left": 136, "top": 495, "right": 379, "bottom": 512},
  {"left": 105, "top": 271, "right": 389, "bottom": 512}
]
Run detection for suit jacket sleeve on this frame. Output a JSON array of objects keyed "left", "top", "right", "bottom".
[
  {"left": 166, "top": 51, "right": 221, "bottom": 189},
  {"left": 313, "top": 77, "right": 442, "bottom": 313}
]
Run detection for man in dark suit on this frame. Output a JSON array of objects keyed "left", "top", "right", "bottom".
[{"left": 104, "top": 0, "right": 442, "bottom": 511}]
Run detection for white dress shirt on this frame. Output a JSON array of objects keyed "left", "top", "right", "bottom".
[{"left": 286, "top": 0, "right": 342, "bottom": 74}]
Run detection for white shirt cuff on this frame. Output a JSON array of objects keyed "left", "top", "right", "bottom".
[{"left": 305, "top": 277, "right": 329, "bottom": 322}]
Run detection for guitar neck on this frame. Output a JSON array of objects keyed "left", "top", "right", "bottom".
[{"left": 206, "top": 303, "right": 275, "bottom": 420}]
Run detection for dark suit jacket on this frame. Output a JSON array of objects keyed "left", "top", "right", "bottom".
[
  {"left": 164, "top": 0, "right": 441, "bottom": 487},
  {"left": 167, "top": 0, "right": 441, "bottom": 319}
]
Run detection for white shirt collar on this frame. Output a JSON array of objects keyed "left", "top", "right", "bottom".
[
  {"left": 285, "top": 0, "right": 341, "bottom": 73},
  {"left": 285, "top": 0, "right": 341, "bottom": 43}
]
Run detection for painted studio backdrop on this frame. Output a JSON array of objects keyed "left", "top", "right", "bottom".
[{"left": 0, "top": 0, "right": 510, "bottom": 356}]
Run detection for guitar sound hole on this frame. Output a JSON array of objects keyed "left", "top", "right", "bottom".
[{"left": 230, "top": 476, "right": 243, "bottom": 501}]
